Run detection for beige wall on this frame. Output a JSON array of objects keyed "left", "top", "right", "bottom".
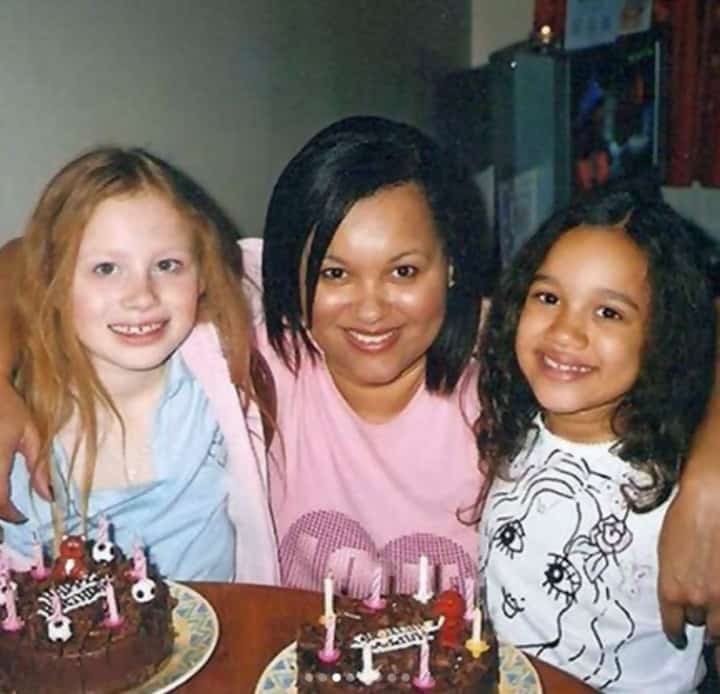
[
  {"left": 471, "top": 0, "right": 533, "bottom": 65},
  {"left": 0, "top": 1, "right": 470, "bottom": 244}
]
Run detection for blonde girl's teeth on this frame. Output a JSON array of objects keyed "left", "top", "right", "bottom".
[{"left": 112, "top": 322, "right": 162, "bottom": 335}]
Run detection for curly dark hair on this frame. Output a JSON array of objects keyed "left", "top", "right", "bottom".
[
  {"left": 476, "top": 187, "right": 717, "bottom": 513},
  {"left": 261, "top": 115, "right": 495, "bottom": 393}
]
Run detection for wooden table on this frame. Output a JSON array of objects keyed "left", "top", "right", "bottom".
[{"left": 172, "top": 582, "right": 595, "bottom": 693}]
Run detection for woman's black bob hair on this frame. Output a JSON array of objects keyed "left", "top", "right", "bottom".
[
  {"left": 261, "top": 115, "right": 494, "bottom": 393},
  {"left": 476, "top": 186, "right": 717, "bottom": 511}
]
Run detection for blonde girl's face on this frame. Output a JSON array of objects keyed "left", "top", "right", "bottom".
[
  {"left": 71, "top": 192, "right": 203, "bottom": 388},
  {"left": 514, "top": 225, "right": 650, "bottom": 443}
]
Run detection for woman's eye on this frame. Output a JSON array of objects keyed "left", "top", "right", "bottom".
[
  {"left": 156, "top": 259, "right": 182, "bottom": 273},
  {"left": 320, "top": 267, "right": 347, "bottom": 280},
  {"left": 392, "top": 265, "right": 417, "bottom": 279},
  {"left": 93, "top": 262, "right": 118, "bottom": 276},
  {"left": 597, "top": 306, "right": 622, "bottom": 320},
  {"left": 535, "top": 291, "right": 558, "bottom": 305}
]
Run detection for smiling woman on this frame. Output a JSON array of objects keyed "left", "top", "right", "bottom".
[
  {"left": 301, "top": 183, "right": 450, "bottom": 421},
  {"left": 255, "top": 116, "right": 493, "bottom": 597}
]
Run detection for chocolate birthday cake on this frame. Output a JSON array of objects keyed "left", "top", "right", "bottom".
[
  {"left": 0, "top": 531, "right": 175, "bottom": 694},
  {"left": 296, "top": 590, "right": 499, "bottom": 692}
]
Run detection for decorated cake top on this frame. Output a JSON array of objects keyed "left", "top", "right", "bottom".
[
  {"left": 297, "top": 557, "right": 495, "bottom": 691},
  {"left": 0, "top": 518, "right": 162, "bottom": 642}
]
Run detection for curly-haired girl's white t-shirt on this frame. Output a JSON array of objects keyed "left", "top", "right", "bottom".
[
  {"left": 241, "top": 238, "right": 483, "bottom": 598},
  {"left": 480, "top": 416, "right": 705, "bottom": 693}
]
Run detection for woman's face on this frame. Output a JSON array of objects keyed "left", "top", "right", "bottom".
[{"left": 302, "top": 183, "right": 450, "bottom": 401}]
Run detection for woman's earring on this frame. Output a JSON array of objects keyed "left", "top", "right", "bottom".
[{"left": 448, "top": 265, "right": 456, "bottom": 289}]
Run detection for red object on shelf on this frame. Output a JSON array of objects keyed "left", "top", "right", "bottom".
[
  {"left": 663, "top": 0, "right": 701, "bottom": 186},
  {"left": 533, "top": 0, "right": 567, "bottom": 40},
  {"left": 698, "top": 1, "right": 720, "bottom": 186}
]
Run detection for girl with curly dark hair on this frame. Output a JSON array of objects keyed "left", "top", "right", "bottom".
[{"left": 477, "top": 188, "right": 716, "bottom": 692}]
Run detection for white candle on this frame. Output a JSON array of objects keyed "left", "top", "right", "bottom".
[
  {"left": 323, "top": 573, "right": 335, "bottom": 620},
  {"left": 356, "top": 642, "right": 381, "bottom": 686},
  {"left": 471, "top": 606, "right": 482, "bottom": 641},
  {"left": 414, "top": 554, "right": 433, "bottom": 603},
  {"left": 419, "top": 555, "right": 428, "bottom": 592}
]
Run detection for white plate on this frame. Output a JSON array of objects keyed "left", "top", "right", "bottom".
[
  {"left": 129, "top": 581, "right": 219, "bottom": 694},
  {"left": 256, "top": 641, "right": 542, "bottom": 693}
]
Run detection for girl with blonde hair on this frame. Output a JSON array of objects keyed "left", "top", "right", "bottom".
[{"left": 3, "top": 147, "right": 278, "bottom": 583}]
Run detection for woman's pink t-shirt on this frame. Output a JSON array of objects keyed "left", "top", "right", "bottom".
[{"left": 242, "top": 238, "right": 483, "bottom": 597}]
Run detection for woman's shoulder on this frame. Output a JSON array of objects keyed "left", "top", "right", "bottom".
[{"left": 238, "top": 236, "right": 264, "bottom": 326}]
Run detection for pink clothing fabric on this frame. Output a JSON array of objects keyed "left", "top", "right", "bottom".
[
  {"left": 241, "top": 238, "right": 482, "bottom": 598},
  {"left": 179, "top": 322, "right": 280, "bottom": 585}
]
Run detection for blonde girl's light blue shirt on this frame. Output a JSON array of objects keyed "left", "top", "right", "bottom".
[{"left": 3, "top": 352, "right": 235, "bottom": 581}]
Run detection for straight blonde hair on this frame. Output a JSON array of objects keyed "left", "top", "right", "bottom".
[{"left": 13, "top": 147, "right": 258, "bottom": 532}]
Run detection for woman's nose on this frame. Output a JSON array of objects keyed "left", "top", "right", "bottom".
[{"left": 353, "top": 282, "right": 387, "bottom": 324}]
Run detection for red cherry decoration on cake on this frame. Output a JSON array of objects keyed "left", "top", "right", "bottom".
[
  {"left": 51, "top": 535, "right": 88, "bottom": 582},
  {"left": 431, "top": 589, "right": 465, "bottom": 648}
]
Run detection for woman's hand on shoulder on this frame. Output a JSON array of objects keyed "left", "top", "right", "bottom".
[
  {"left": 658, "top": 472, "right": 720, "bottom": 644},
  {"left": 0, "top": 378, "right": 46, "bottom": 522}
]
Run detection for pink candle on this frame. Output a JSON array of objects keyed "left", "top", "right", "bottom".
[
  {"left": 50, "top": 591, "right": 63, "bottom": 621},
  {"left": 463, "top": 578, "right": 475, "bottom": 622},
  {"left": 363, "top": 565, "right": 387, "bottom": 610},
  {"left": 97, "top": 514, "right": 110, "bottom": 544},
  {"left": 317, "top": 614, "right": 340, "bottom": 663},
  {"left": 0, "top": 547, "right": 9, "bottom": 580},
  {"left": 131, "top": 544, "right": 147, "bottom": 581},
  {"left": 2, "top": 582, "right": 24, "bottom": 632},
  {"left": 31, "top": 534, "right": 50, "bottom": 581},
  {"left": 103, "top": 580, "right": 124, "bottom": 628},
  {"left": 412, "top": 636, "right": 435, "bottom": 689}
]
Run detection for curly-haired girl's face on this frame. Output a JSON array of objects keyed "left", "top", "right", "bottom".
[{"left": 514, "top": 225, "right": 650, "bottom": 443}]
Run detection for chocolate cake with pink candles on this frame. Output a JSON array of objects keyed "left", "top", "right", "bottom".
[
  {"left": 0, "top": 528, "right": 175, "bottom": 694},
  {"left": 295, "top": 588, "right": 499, "bottom": 693}
]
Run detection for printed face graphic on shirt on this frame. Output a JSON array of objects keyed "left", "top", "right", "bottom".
[
  {"left": 515, "top": 226, "right": 650, "bottom": 442},
  {"left": 301, "top": 183, "right": 449, "bottom": 410},
  {"left": 481, "top": 449, "right": 638, "bottom": 689},
  {"left": 72, "top": 193, "right": 203, "bottom": 388}
]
